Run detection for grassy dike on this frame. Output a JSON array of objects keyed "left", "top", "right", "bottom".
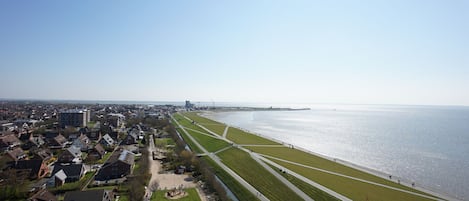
[
  {"left": 172, "top": 113, "right": 303, "bottom": 201},
  {"left": 175, "top": 112, "right": 441, "bottom": 201}
]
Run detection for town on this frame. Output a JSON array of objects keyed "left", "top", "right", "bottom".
[{"left": 0, "top": 100, "right": 222, "bottom": 201}]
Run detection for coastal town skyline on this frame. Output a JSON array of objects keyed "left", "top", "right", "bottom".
[{"left": 1, "top": 1, "right": 468, "bottom": 105}]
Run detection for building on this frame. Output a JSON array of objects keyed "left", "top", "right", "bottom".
[
  {"left": 72, "top": 134, "right": 91, "bottom": 151},
  {"left": 11, "top": 159, "right": 49, "bottom": 180},
  {"left": 58, "top": 109, "right": 91, "bottom": 128},
  {"left": 185, "top": 100, "right": 194, "bottom": 109},
  {"left": 100, "top": 134, "right": 115, "bottom": 147},
  {"left": 88, "top": 144, "right": 106, "bottom": 160},
  {"left": 64, "top": 189, "right": 114, "bottom": 201},
  {"left": 106, "top": 113, "right": 125, "bottom": 128},
  {"left": 95, "top": 149, "right": 134, "bottom": 181},
  {"left": 5, "top": 147, "right": 26, "bottom": 162},
  {"left": 0, "top": 134, "right": 21, "bottom": 151},
  {"left": 46, "top": 134, "right": 68, "bottom": 149},
  {"left": 57, "top": 146, "right": 82, "bottom": 163},
  {"left": 49, "top": 163, "right": 85, "bottom": 186}
]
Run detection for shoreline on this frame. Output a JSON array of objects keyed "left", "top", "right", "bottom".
[{"left": 198, "top": 111, "right": 458, "bottom": 201}]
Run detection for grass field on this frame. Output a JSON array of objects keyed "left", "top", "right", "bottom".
[
  {"left": 202, "top": 156, "right": 259, "bottom": 201},
  {"left": 226, "top": 127, "right": 279, "bottom": 145},
  {"left": 184, "top": 129, "right": 230, "bottom": 152},
  {"left": 217, "top": 148, "right": 303, "bottom": 201},
  {"left": 248, "top": 146, "right": 433, "bottom": 196},
  {"left": 183, "top": 112, "right": 227, "bottom": 135},
  {"left": 151, "top": 188, "right": 201, "bottom": 201},
  {"left": 172, "top": 115, "right": 230, "bottom": 153},
  {"left": 271, "top": 158, "right": 434, "bottom": 201},
  {"left": 267, "top": 164, "right": 340, "bottom": 201},
  {"left": 173, "top": 113, "right": 208, "bottom": 134},
  {"left": 154, "top": 137, "right": 176, "bottom": 146}
]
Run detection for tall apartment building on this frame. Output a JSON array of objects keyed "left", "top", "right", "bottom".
[{"left": 58, "top": 109, "right": 91, "bottom": 128}]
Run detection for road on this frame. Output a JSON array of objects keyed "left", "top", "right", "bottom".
[{"left": 144, "top": 134, "right": 157, "bottom": 201}]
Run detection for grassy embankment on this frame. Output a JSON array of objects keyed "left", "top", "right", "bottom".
[
  {"left": 217, "top": 147, "right": 303, "bottom": 201},
  {"left": 202, "top": 156, "right": 260, "bottom": 201},
  {"left": 266, "top": 163, "right": 340, "bottom": 201},
  {"left": 183, "top": 112, "right": 229, "bottom": 136},
  {"left": 180, "top": 112, "right": 441, "bottom": 201},
  {"left": 174, "top": 113, "right": 303, "bottom": 201},
  {"left": 172, "top": 114, "right": 229, "bottom": 153}
]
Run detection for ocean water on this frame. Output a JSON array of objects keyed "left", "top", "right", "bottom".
[{"left": 203, "top": 104, "right": 469, "bottom": 200}]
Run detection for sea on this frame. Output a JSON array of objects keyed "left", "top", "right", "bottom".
[{"left": 202, "top": 104, "right": 469, "bottom": 200}]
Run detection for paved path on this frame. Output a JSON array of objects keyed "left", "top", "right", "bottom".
[
  {"left": 260, "top": 154, "right": 442, "bottom": 201},
  {"left": 214, "top": 146, "right": 233, "bottom": 154},
  {"left": 172, "top": 114, "right": 270, "bottom": 201},
  {"left": 222, "top": 126, "right": 229, "bottom": 138}
]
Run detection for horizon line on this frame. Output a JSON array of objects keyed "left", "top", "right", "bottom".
[{"left": 0, "top": 97, "right": 468, "bottom": 108}]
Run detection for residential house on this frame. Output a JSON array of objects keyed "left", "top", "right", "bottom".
[
  {"left": 95, "top": 149, "right": 134, "bottom": 181},
  {"left": 121, "top": 132, "right": 137, "bottom": 145},
  {"left": 86, "top": 130, "right": 101, "bottom": 141},
  {"left": 57, "top": 146, "right": 82, "bottom": 163},
  {"left": 48, "top": 163, "right": 85, "bottom": 187},
  {"left": 11, "top": 159, "right": 49, "bottom": 180},
  {"left": 31, "top": 148, "right": 53, "bottom": 163},
  {"left": 0, "top": 134, "right": 21, "bottom": 151},
  {"left": 64, "top": 189, "right": 114, "bottom": 201},
  {"left": 47, "top": 134, "right": 67, "bottom": 149},
  {"left": 88, "top": 144, "right": 106, "bottom": 160},
  {"left": 22, "top": 134, "right": 45, "bottom": 150},
  {"left": 108, "top": 131, "right": 119, "bottom": 142},
  {"left": 28, "top": 189, "right": 58, "bottom": 201},
  {"left": 5, "top": 147, "right": 26, "bottom": 162},
  {"left": 72, "top": 134, "right": 90, "bottom": 151},
  {"left": 99, "top": 134, "right": 115, "bottom": 147}
]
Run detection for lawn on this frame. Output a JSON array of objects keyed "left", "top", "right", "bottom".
[
  {"left": 267, "top": 164, "right": 339, "bottom": 201},
  {"left": 271, "top": 158, "right": 435, "bottom": 201},
  {"left": 227, "top": 127, "right": 279, "bottom": 145},
  {"left": 182, "top": 112, "right": 227, "bottom": 135},
  {"left": 173, "top": 114, "right": 230, "bottom": 152},
  {"left": 173, "top": 113, "right": 208, "bottom": 134},
  {"left": 154, "top": 137, "right": 176, "bottom": 146},
  {"left": 184, "top": 129, "right": 230, "bottom": 152},
  {"left": 217, "top": 148, "right": 303, "bottom": 201},
  {"left": 202, "top": 157, "right": 259, "bottom": 201},
  {"left": 248, "top": 146, "right": 434, "bottom": 196},
  {"left": 151, "top": 188, "right": 201, "bottom": 201}
]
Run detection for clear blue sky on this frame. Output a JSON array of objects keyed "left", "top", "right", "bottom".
[{"left": 1, "top": 1, "right": 468, "bottom": 105}]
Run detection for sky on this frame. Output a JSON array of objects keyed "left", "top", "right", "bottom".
[{"left": 0, "top": 1, "right": 468, "bottom": 106}]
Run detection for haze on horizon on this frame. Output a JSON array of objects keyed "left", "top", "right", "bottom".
[{"left": 0, "top": 1, "right": 468, "bottom": 106}]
